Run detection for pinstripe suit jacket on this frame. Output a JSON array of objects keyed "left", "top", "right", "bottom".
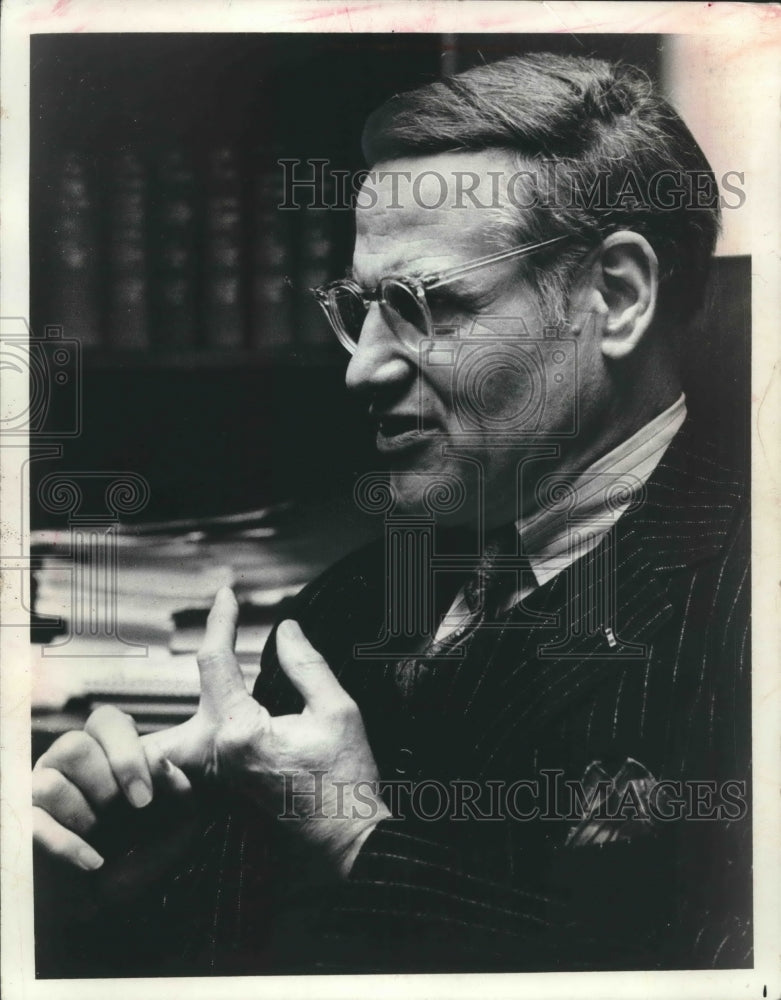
[
  {"left": 227, "top": 418, "right": 750, "bottom": 974},
  {"left": 39, "top": 420, "right": 750, "bottom": 976}
]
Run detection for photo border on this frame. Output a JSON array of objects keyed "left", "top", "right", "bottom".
[{"left": 2, "top": 3, "right": 778, "bottom": 998}]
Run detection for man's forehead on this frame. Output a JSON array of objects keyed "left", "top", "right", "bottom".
[{"left": 353, "top": 149, "right": 523, "bottom": 278}]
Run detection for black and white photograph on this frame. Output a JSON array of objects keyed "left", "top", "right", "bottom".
[{"left": 1, "top": 2, "right": 779, "bottom": 997}]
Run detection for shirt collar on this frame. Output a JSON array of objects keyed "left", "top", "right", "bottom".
[{"left": 517, "top": 393, "right": 688, "bottom": 589}]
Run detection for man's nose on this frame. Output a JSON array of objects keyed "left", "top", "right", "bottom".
[{"left": 344, "top": 303, "right": 413, "bottom": 396}]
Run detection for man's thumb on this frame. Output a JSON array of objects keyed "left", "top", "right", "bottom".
[
  {"left": 196, "top": 586, "right": 248, "bottom": 710},
  {"left": 141, "top": 716, "right": 203, "bottom": 776}
]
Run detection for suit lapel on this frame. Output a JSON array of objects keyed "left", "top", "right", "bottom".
[{"left": 460, "top": 419, "right": 746, "bottom": 766}]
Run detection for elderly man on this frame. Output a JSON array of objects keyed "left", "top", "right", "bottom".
[{"left": 33, "top": 53, "right": 750, "bottom": 975}]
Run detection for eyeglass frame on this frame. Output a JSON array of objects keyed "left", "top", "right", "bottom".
[{"left": 311, "top": 234, "right": 570, "bottom": 355}]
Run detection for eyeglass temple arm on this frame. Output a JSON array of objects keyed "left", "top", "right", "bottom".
[{"left": 425, "top": 235, "right": 568, "bottom": 289}]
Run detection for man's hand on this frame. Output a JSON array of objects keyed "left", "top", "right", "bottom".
[
  {"left": 33, "top": 587, "right": 389, "bottom": 878},
  {"left": 32, "top": 705, "right": 185, "bottom": 871}
]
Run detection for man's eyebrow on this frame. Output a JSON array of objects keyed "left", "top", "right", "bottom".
[
  {"left": 344, "top": 263, "right": 376, "bottom": 287},
  {"left": 347, "top": 259, "right": 431, "bottom": 286}
]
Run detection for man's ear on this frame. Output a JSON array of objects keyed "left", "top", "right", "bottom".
[{"left": 582, "top": 231, "right": 659, "bottom": 360}]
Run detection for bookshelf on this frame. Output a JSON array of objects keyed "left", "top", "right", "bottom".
[{"left": 30, "top": 34, "right": 443, "bottom": 361}]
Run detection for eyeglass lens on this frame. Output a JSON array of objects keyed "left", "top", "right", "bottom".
[
  {"left": 331, "top": 285, "right": 368, "bottom": 342},
  {"left": 331, "top": 279, "right": 428, "bottom": 349},
  {"left": 381, "top": 279, "right": 428, "bottom": 335}
]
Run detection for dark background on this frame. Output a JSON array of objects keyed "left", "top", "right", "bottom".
[{"left": 29, "top": 33, "right": 748, "bottom": 527}]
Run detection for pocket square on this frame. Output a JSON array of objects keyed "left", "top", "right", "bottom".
[{"left": 566, "top": 757, "right": 671, "bottom": 847}]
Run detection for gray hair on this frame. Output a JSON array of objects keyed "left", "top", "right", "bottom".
[{"left": 363, "top": 52, "right": 721, "bottom": 328}]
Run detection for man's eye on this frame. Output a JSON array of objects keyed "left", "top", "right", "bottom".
[
  {"left": 428, "top": 289, "right": 477, "bottom": 315},
  {"left": 428, "top": 289, "right": 457, "bottom": 307}
]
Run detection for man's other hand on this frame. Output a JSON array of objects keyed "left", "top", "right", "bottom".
[{"left": 32, "top": 703, "right": 191, "bottom": 871}]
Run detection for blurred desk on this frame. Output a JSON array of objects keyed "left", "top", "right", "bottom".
[{"left": 31, "top": 495, "right": 380, "bottom": 752}]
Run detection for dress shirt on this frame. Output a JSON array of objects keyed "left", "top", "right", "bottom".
[{"left": 434, "top": 394, "right": 687, "bottom": 642}]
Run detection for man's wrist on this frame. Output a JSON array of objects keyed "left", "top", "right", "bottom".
[{"left": 333, "top": 800, "right": 391, "bottom": 879}]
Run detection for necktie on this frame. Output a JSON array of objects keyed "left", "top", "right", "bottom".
[{"left": 393, "top": 522, "right": 525, "bottom": 700}]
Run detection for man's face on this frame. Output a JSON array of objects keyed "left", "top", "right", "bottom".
[{"left": 347, "top": 151, "right": 599, "bottom": 525}]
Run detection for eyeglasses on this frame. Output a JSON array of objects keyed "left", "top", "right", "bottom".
[{"left": 311, "top": 235, "right": 568, "bottom": 354}]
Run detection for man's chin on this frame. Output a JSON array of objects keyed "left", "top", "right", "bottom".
[{"left": 387, "top": 467, "right": 472, "bottom": 523}]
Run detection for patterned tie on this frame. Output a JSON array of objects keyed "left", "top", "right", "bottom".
[{"left": 392, "top": 521, "right": 525, "bottom": 700}]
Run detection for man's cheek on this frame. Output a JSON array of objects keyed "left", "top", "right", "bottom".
[{"left": 448, "top": 351, "right": 538, "bottom": 436}]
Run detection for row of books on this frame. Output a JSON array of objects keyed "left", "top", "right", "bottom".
[{"left": 41, "top": 144, "right": 342, "bottom": 354}]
